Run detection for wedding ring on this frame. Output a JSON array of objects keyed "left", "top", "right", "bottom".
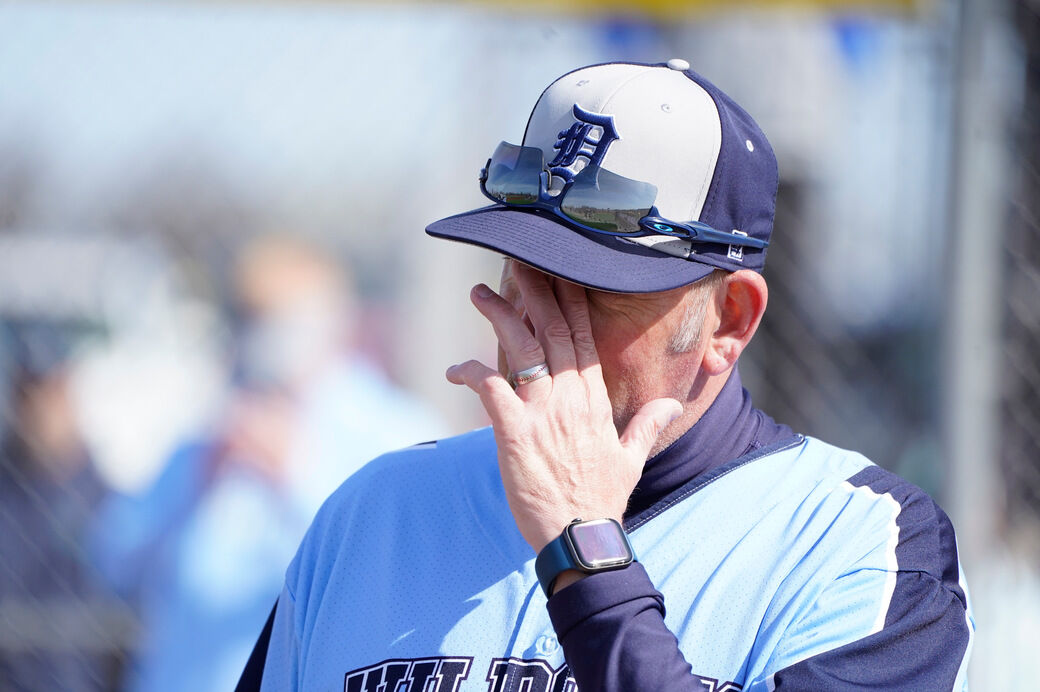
[{"left": 508, "top": 362, "right": 550, "bottom": 389}]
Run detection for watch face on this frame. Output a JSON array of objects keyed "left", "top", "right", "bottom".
[{"left": 567, "top": 519, "right": 633, "bottom": 570}]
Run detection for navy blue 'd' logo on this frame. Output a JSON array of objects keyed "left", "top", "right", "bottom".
[{"left": 547, "top": 104, "right": 619, "bottom": 182}]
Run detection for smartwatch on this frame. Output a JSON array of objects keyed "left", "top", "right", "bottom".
[{"left": 535, "top": 518, "right": 635, "bottom": 597}]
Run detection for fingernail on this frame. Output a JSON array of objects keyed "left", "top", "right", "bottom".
[{"left": 474, "top": 284, "right": 493, "bottom": 298}]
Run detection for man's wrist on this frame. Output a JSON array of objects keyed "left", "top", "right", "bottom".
[{"left": 535, "top": 518, "right": 635, "bottom": 597}]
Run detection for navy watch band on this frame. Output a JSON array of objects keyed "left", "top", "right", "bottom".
[
  {"left": 535, "top": 518, "right": 635, "bottom": 597},
  {"left": 535, "top": 531, "right": 575, "bottom": 597}
]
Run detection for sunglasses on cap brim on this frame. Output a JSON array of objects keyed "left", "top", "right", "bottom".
[{"left": 479, "top": 141, "right": 769, "bottom": 251}]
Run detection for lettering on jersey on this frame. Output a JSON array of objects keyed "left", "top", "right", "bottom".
[
  {"left": 486, "top": 657, "right": 576, "bottom": 692},
  {"left": 344, "top": 655, "right": 736, "bottom": 691},
  {"left": 692, "top": 673, "right": 742, "bottom": 692},
  {"left": 344, "top": 657, "right": 472, "bottom": 692},
  {"left": 546, "top": 104, "right": 619, "bottom": 183}
]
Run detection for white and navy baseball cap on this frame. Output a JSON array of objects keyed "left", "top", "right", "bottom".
[{"left": 426, "top": 60, "right": 778, "bottom": 293}]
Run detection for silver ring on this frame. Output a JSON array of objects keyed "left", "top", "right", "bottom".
[{"left": 508, "top": 362, "right": 549, "bottom": 389}]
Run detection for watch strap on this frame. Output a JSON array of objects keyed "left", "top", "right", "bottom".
[{"left": 535, "top": 531, "right": 576, "bottom": 597}]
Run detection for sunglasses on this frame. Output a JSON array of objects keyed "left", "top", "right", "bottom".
[{"left": 479, "top": 141, "right": 769, "bottom": 250}]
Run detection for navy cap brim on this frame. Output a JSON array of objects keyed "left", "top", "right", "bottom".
[{"left": 425, "top": 206, "right": 715, "bottom": 294}]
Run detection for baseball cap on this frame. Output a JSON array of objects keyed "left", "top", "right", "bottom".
[{"left": 426, "top": 60, "right": 778, "bottom": 294}]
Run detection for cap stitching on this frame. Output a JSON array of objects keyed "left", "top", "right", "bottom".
[
  {"left": 698, "top": 86, "right": 726, "bottom": 228},
  {"left": 690, "top": 86, "right": 723, "bottom": 223},
  {"left": 597, "top": 65, "right": 671, "bottom": 127}
]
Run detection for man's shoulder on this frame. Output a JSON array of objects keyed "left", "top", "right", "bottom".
[
  {"left": 295, "top": 427, "right": 500, "bottom": 551},
  {"left": 687, "top": 435, "right": 956, "bottom": 559},
  {"left": 797, "top": 436, "right": 947, "bottom": 514},
  {"left": 793, "top": 436, "right": 961, "bottom": 578},
  {"left": 281, "top": 426, "right": 524, "bottom": 625},
  {"left": 319, "top": 426, "right": 497, "bottom": 508}
]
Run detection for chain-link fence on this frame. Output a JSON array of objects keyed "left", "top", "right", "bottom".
[
  {"left": 0, "top": 2, "right": 1037, "bottom": 690},
  {"left": 1003, "top": 0, "right": 1040, "bottom": 550}
]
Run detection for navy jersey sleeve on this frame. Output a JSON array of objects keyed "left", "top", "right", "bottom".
[
  {"left": 765, "top": 467, "right": 974, "bottom": 690},
  {"left": 769, "top": 569, "right": 970, "bottom": 689},
  {"left": 546, "top": 467, "right": 974, "bottom": 691},
  {"left": 547, "top": 564, "right": 716, "bottom": 691}
]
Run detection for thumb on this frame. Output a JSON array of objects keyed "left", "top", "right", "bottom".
[{"left": 619, "top": 398, "right": 684, "bottom": 460}]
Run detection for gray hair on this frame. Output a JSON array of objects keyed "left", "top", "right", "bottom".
[{"left": 667, "top": 270, "right": 727, "bottom": 354}]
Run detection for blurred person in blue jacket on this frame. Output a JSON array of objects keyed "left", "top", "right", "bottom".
[
  {"left": 0, "top": 321, "right": 127, "bottom": 691},
  {"left": 90, "top": 236, "right": 447, "bottom": 692}
]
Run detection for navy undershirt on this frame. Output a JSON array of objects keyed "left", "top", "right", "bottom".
[
  {"left": 546, "top": 367, "right": 795, "bottom": 690},
  {"left": 625, "top": 366, "right": 790, "bottom": 521}
]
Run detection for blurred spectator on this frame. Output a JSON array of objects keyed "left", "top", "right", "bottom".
[
  {"left": 90, "top": 236, "right": 447, "bottom": 692},
  {"left": 0, "top": 321, "right": 125, "bottom": 691}
]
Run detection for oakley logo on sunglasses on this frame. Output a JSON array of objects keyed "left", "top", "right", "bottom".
[{"left": 546, "top": 104, "right": 619, "bottom": 182}]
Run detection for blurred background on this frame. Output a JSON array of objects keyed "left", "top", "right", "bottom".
[{"left": 0, "top": 0, "right": 1035, "bottom": 689}]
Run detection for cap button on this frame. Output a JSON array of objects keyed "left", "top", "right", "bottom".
[{"left": 666, "top": 58, "right": 690, "bottom": 71}]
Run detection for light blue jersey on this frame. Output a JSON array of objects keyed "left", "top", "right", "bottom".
[{"left": 260, "top": 427, "right": 973, "bottom": 691}]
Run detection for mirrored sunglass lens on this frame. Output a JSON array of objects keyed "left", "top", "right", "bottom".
[
  {"left": 484, "top": 142, "right": 544, "bottom": 205},
  {"left": 560, "top": 167, "right": 657, "bottom": 234}
]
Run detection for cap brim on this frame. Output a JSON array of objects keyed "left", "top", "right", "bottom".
[{"left": 426, "top": 205, "right": 715, "bottom": 293}]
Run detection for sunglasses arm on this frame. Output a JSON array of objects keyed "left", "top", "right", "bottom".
[{"left": 639, "top": 216, "right": 769, "bottom": 249}]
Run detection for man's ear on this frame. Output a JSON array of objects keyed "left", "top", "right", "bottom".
[{"left": 701, "top": 270, "right": 768, "bottom": 376}]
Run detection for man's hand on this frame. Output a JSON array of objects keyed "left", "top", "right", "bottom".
[{"left": 447, "top": 262, "right": 682, "bottom": 554}]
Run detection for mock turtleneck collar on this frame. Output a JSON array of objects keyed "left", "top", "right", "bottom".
[{"left": 624, "top": 367, "right": 793, "bottom": 520}]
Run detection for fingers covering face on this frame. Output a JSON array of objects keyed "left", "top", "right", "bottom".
[
  {"left": 463, "top": 262, "right": 606, "bottom": 403},
  {"left": 511, "top": 264, "right": 605, "bottom": 400},
  {"left": 469, "top": 282, "right": 547, "bottom": 377},
  {"left": 551, "top": 277, "right": 600, "bottom": 372},
  {"left": 510, "top": 263, "right": 578, "bottom": 375}
]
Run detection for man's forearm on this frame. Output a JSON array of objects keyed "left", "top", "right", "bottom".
[{"left": 547, "top": 564, "right": 710, "bottom": 691}]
